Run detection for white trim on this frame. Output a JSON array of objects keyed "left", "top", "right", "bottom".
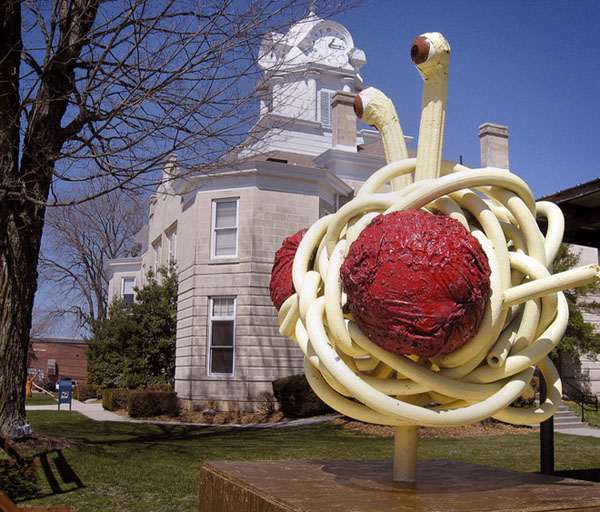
[
  {"left": 210, "top": 198, "right": 239, "bottom": 260},
  {"left": 103, "top": 257, "right": 142, "bottom": 274},
  {"left": 207, "top": 296, "right": 236, "bottom": 376}
]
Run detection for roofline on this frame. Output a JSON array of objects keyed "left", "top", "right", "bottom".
[
  {"left": 173, "top": 159, "right": 354, "bottom": 197},
  {"left": 537, "top": 177, "right": 600, "bottom": 203},
  {"left": 31, "top": 336, "right": 86, "bottom": 344}
]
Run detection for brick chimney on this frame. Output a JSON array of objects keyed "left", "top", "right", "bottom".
[
  {"left": 479, "top": 123, "right": 509, "bottom": 169},
  {"left": 331, "top": 91, "right": 357, "bottom": 151}
]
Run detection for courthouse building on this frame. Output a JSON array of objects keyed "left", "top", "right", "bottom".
[
  {"left": 106, "top": 13, "right": 390, "bottom": 410},
  {"left": 106, "top": 13, "right": 600, "bottom": 410}
]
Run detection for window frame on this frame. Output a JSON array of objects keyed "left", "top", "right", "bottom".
[
  {"left": 166, "top": 225, "right": 177, "bottom": 265},
  {"left": 152, "top": 237, "right": 162, "bottom": 270},
  {"left": 207, "top": 296, "right": 236, "bottom": 376},
  {"left": 121, "top": 276, "right": 136, "bottom": 306},
  {"left": 210, "top": 198, "right": 239, "bottom": 260}
]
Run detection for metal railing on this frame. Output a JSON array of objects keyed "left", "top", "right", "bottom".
[{"left": 562, "top": 378, "right": 598, "bottom": 423}]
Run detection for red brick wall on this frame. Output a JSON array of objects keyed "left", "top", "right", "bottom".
[{"left": 29, "top": 340, "right": 87, "bottom": 384}]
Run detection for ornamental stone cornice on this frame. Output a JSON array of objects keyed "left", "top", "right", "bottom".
[{"left": 173, "top": 160, "right": 353, "bottom": 206}]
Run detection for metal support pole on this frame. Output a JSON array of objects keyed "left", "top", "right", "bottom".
[{"left": 539, "top": 374, "right": 554, "bottom": 475}]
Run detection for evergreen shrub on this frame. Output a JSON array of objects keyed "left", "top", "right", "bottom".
[
  {"left": 75, "top": 383, "right": 97, "bottom": 401},
  {"left": 272, "top": 374, "right": 333, "bottom": 418},
  {"left": 102, "top": 388, "right": 129, "bottom": 411},
  {"left": 128, "top": 390, "right": 178, "bottom": 418}
]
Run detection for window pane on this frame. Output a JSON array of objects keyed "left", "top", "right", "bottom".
[
  {"left": 167, "top": 230, "right": 177, "bottom": 261},
  {"left": 211, "top": 348, "right": 233, "bottom": 374},
  {"left": 212, "top": 321, "right": 233, "bottom": 347},
  {"left": 123, "top": 278, "right": 135, "bottom": 295},
  {"left": 212, "top": 298, "right": 234, "bottom": 317},
  {"left": 153, "top": 241, "right": 161, "bottom": 267},
  {"left": 215, "top": 229, "right": 236, "bottom": 256},
  {"left": 215, "top": 200, "right": 237, "bottom": 228}
]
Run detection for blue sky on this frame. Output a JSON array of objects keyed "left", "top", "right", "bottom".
[
  {"left": 35, "top": 1, "right": 599, "bottom": 338},
  {"left": 336, "top": 0, "right": 600, "bottom": 198}
]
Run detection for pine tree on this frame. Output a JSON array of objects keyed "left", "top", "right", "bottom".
[
  {"left": 87, "top": 266, "right": 177, "bottom": 390},
  {"left": 552, "top": 244, "right": 600, "bottom": 363}
]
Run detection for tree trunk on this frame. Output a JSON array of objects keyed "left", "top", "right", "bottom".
[
  {"left": 0, "top": 0, "right": 30, "bottom": 437},
  {"left": 0, "top": 208, "right": 45, "bottom": 437},
  {"left": 0, "top": 0, "right": 100, "bottom": 437}
]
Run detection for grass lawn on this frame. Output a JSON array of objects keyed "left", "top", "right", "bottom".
[
  {"left": 25, "top": 392, "right": 58, "bottom": 406},
  {"left": 3, "top": 411, "right": 599, "bottom": 512}
]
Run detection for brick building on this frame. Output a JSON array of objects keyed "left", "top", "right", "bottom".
[{"left": 28, "top": 337, "right": 87, "bottom": 387}]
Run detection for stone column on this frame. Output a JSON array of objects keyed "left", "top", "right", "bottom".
[
  {"left": 270, "top": 75, "right": 284, "bottom": 116},
  {"left": 331, "top": 90, "right": 357, "bottom": 151},
  {"left": 479, "top": 123, "right": 509, "bottom": 169},
  {"left": 339, "top": 76, "right": 354, "bottom": 92},
  {"left": 306, "top": 71, "right": 320, "bottom": 122}
]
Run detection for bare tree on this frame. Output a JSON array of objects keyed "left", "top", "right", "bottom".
[
  {"left": 39, "top": 185, "right": 145, "bottom": 332},
  {"left": 0, "top": 0, "right": 359, "bottom": 436}
]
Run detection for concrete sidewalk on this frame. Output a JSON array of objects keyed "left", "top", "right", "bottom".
[
  {"left": 27, "top": 399, "right": 128, "bottom": 423},
  {"left": 553, "top": 426, "right": 600, "bottom": 438},
  {"left": 26, "top": 400, "right": 600, "bottom": 436}
]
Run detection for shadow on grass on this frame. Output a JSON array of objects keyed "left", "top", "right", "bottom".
[
  {"left": 27, "top": 412, "right": 358, "bottom": 473},
  {"left": 49, "top": 414, "right": 332, "bottom": 446},
  {"left": 38, "top": 451, "right": 85, "bottom": 494},
  {"left": 2, "top": 449, "right": 85, "bottom": 504},
  {"left": 0, "top": 464, "right": 40, "bottom": 502},
  {"left": 553, "top": 468, "right": 600, "bottom": 483}
]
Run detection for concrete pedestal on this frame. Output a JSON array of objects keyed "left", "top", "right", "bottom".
[{"left": 199, "top": 459, "right": 600, "bottom": 511}]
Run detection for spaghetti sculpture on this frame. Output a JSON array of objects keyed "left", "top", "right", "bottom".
[{"left": 273, "top": 32, "right": 600, "bottom": 481}]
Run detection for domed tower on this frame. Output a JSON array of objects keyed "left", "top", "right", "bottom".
[{"left": 247, "top": 12, "right": 367, "bottom": 156}]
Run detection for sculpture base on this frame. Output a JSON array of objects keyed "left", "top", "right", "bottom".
[{"left": 199, "top": 459, "right": 600, "bottom": 511}]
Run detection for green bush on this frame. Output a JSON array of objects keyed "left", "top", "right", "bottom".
[
  {"left": 128, "top": 390, "right": 178, "bottom": 418},
  {"left": 75, "top": 383, "right": 97, "bottom": 401},
  {"left": 272, "top": 374, "right": 333, "bottom": 419},
  {"left": 102, "top": 388, "right": 130, "bottom": 411},
  {"left": 87, "top": 266, "right": 177, "bottom": 390}
]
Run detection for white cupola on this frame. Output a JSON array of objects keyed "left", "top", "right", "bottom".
[{"left": 257, "top": 12, "right": 366, "bottom": 129}]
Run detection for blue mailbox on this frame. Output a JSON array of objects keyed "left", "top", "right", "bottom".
[{"left": 57, "top": 379, "right": 73, "bottom": 410}]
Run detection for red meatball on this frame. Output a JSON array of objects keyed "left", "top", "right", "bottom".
[
  {"left": 340, "top": 210, "right": 491, "bottom": 358},
  {"left": 270, "top": 228, "right": 307, "bottom": 311}
]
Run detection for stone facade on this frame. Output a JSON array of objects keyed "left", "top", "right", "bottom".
[
  {"left": 105, "top": 13, "right": 384, "bottom": 411},
  {"left": 562, "top": 245, "right": 600, "bottom": 396}
]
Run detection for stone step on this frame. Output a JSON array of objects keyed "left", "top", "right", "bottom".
[
  {"left": 554, "top": 412, "right": 581, "bottom": 419},
  {"left": 531, "top": 403, "right": 591, "bottom": 430},
  {"left": 555, "top": 417, "right": 588, "bottom": 426},
  {"left": 556, "top": 422, "right": 591, "bottom": 429},
  {"left": 554, "top": 411, "right": 576, "bottom": 418},
  {"left": 532, "top": 422, "right": 590, "bottom": 431}
]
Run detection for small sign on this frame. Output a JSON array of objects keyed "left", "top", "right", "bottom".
[{"left": 57, "top": 379, "right": 73, "bottom": 411}]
